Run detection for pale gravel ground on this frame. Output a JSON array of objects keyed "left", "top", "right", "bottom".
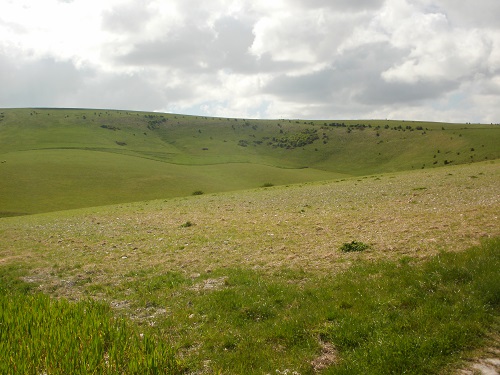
[{"left": 456, "top": 337, "right": 500, "bottom": 375}]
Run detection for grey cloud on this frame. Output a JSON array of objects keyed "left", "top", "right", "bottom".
[
  {"left": 117, "top": 16, "right": 303, "bottom": 74},
  {"left": 0, "top": 51, "right": 169, "bottom": 111},
  {"left": 264, "top": 42, "right": 415, "bottom": 105},
  {"left": 102, "top": 3, "right": 154, "bottom": 33},
  {"left": 264, "top": 38, "right": 461, "bottom": 111},
  {"left": 341, "top": 44, "right": 459, "bottom": 105},
  {"left": 356, "top": 80, "right": 459, "bottom": 105},
  {"left": 74, "top": 73, "right": 166, "bottom": 111},
  {"left": 117, "top": 25, "right": 212, "bottom": 71},
  {"left": 1, "top": 0, "right": 499, "bottom": 123},
  {"left": 290, "top": 0, "right": 385, "bottom": 11},
  {"left": 0, "top": 54, "right": 83, "bottom": 107},
  {"left": 264, "top": 69, "right": 336, "bottom": 103},
  {"left": 436, "top": 0, "right": 500, "bottom": 28},
  {"left": 210, "top": 17, "right": 305, "bottom": 74}
]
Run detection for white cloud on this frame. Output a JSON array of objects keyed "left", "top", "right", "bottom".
[{"left": 0, "top": 0, "right": 499, "bottom": 122}]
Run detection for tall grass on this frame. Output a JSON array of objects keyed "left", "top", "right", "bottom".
[{"left": 0, "top": 291, "right": 184, "bottom": 374}]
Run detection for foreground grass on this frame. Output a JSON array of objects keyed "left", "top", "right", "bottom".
[
  {"left": 0, "top": 295, "right": 184, "bottom": 374},
  {"left": 1, "top": 239, "right": 498, "bottom": 374},
  {"left": 1, "top": 161, "right": 498, "bottom": 373},
  {"left": 0, "top": 267, "right": 184, "bottom": 374}
]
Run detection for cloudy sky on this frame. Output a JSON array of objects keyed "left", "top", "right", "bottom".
[{"left": 1, "top": 0, "right": 499, "bottom": 122}]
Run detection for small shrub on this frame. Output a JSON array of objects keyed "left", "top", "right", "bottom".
[
  {"left": 101, "top": 124, "right": 120, "bottom": 131},
  {"left": 261, "top": 183, "right": 274, "bottom": 187},
  {"left": 340, "top": 241, "right": 369, "bottom": 252},
  {"left": 192, "top": 190, "right": 204, "bottom": 196}
]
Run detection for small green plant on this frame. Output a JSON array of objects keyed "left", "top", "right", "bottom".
[
  {"left": 180, "top": 221, "right": 194, "bottom": 228},
  {"left": 192, "top": 190, "right": 204, "bottom": 196},
  {"left": 340, "top": 241, "right": 369, "bottom": 252}
]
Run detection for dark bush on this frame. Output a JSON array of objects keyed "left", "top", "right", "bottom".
[{"left": 340, "top": 241, "right": 369, "bottom": 252}]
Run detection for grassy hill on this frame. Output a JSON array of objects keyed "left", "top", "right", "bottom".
[
  {"left": 0, "top": 107, "right": 499, "bottom": 373},
  {"left": 1, "top": 108, "right": 499, "bottom": 215},
  {"left": 1, "top": 160, "right": 499, "bottom": 374}
]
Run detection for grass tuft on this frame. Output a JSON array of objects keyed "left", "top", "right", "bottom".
[
  {"left": 339, "top": 241, "right": 370, "bottom": 252},
  {"left": 180, "top": 221, "right": 194, "bottom": 228}
]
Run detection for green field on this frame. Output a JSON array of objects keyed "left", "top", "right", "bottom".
[
  {"left": 0, "top": 108, "right": 499, "bottom": 374},
  {"left": 1, "top": 108, "right": 498, "bottom": 215}
]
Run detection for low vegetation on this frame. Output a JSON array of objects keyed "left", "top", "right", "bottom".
[
  {"left": 1, "top": 239, "right": 498, "bottom": 374},
  {"left": 269, "top": 128, "right": 319, "bottom": 149},
  {"left": 0, "top": 108, "right": 498, "bottom": 215},
  {"left": 339, "top": 241, "right": 369, "bottom": 252},
  {"left": 0, "top": 292, "right": 184, "bottom": 374},
  {"left": 0, "top": 108, "right": 498, "bottom": 373},
  {"left": 1, "top": 160, "right": 498, "bottom": 373}
]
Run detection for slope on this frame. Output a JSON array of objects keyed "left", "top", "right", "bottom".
[{"left": 0, "top": 108, "right": 498, "bottom": 215}]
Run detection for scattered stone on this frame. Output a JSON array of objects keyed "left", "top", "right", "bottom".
[
  {"left": 456, "top": 340, "right": 500, "bottom": 375},
  {"left": 311, "top": 341, "right": 338, "bottom": 372},
  {"left": 190, "top": 277, "right": 228, "bottom": 292}
]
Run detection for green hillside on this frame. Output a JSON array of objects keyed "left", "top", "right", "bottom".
[
  {"left": 0, "top": 108, "right": 499, "bottom": 215},
  {"left": 1, "top": 161, "right": 499, "bottom": 374}
]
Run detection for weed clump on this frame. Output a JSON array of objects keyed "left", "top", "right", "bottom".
[{"left": 340, "top": 241, "right": 369, "bottom": 252}]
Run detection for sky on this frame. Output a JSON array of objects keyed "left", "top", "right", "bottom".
[{"left": 1, "top": 0, "right": 499, "bottom": 122}]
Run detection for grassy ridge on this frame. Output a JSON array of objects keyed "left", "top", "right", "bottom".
[{"left": 1, "top": 108, "right": 498, "bottom": 215}]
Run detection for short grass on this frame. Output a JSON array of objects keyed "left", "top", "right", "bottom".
[
  {"left": 1, "top": 108, "right": 498, "bottom": 215},
  {"left": 0, "top": 148, "right": 337, "bottom": 215},
  {"left": 1, "top": 161, "right": 499, "bottom": 374},
  {"left": 1, "top": 240, "right": 498, "bottom": 374}
]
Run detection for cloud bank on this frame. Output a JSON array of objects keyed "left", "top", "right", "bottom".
[{"left": 1, "top": 0, "right": 499, "bottom": 122}]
